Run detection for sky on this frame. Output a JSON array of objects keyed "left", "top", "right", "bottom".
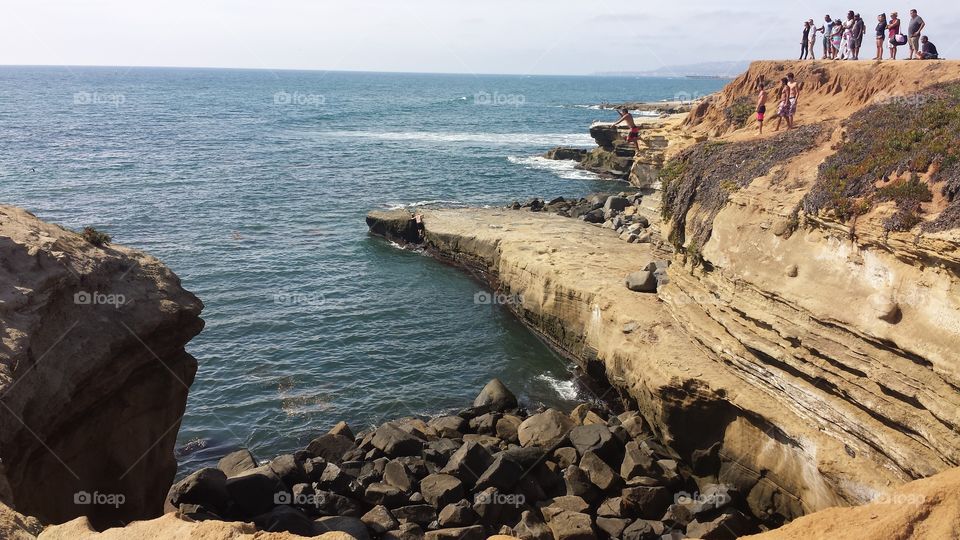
[{"left": 1, "top": 1, "right": 958, "bottom": 75}]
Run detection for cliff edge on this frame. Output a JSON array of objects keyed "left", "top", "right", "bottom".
[{"left": 0, "top": 205, "right": 204, "bottom": 528}]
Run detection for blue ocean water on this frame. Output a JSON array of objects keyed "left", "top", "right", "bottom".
[{"left": 0, "top": 66, "right": 724, "bottom": 474}]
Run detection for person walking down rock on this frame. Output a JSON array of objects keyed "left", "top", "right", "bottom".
[
  {"left": 888, "top": 12, "right": 902, "bottom": 60},
  {"left": 907, "top": 9, "right": 926, "bottom": 60},
  {"left": 874, "top": 13, "right": 888, "bottom": 60},
  {"left": 613, "top": 108, "right": 641, "bottom": 152},
  {"left": 774, "top": 77, "right": 789, "bottom": 132}
]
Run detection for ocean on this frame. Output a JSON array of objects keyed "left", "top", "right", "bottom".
[{"left": 0, "top": 66, "right": 724, "bottom": 474}]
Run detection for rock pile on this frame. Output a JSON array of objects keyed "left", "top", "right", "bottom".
[
  {"left": 167, "top": 380, "right": 761, "bottom": 539},
  {"left": 507, "top": 194, "right": 655, "bottom": 245}
]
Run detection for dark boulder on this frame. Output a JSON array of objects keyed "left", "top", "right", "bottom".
[
  {"left": 167, "top": 467, "right": 231, "bottom": 516},
  {"left": 307, "top": 434, "right": 358, "bottom": 463},
  {"left": 254, "top": 505, "right": 315, "bottom": 536},
  {"left": 224, "top": 465, "right": 288, "bottom": 517},
  {"left": 473, "top": 378, "right": 519, "bottom": 412},
  {"left": 314, "top": 515, "right": 372, "bottom": 540},
  {"left": 217, "top": 449, "right": 258, "bottom": 478},
  {"left": 372, "top": 422, "right": 425, "bottom": 457},
  {"left": 419, "top": 474, "right": 465, "bottom": 509}
]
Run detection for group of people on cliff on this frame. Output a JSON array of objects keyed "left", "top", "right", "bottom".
[
  {"left": 799, "top": 9, "right": 938, "bottom": 61},
  {"left": 754, "top": 73, "right": 801, "bottom": 135}
]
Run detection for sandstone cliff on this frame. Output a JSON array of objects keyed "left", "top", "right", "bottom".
[
  {"left": 0, "top": 205, "right": 204, "bottom": 528},
  {"left": 366, "top": 60, "right": 960, "bottom": 530}
]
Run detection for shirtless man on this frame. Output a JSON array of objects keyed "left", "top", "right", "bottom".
[
  {"left": 786, "top": 72, "right": 800, "bottom": 129},
  {"left": 756, "top": 76, "right": 767, "bottom": 135},
  {"left": 613, "top": 107, "right": 642, "bottom": 152}
]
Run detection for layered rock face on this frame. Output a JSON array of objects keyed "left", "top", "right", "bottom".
[{"left": 0, "top": 205, "right": 204, "bottom": 528}]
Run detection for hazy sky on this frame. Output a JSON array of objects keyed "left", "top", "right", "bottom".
[{"left": 2, "top": 1, "right": 958, "bottom": 75}]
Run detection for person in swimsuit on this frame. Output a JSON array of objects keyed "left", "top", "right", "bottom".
[
  {"left": 874, "top": 14, "right": 888, "bottom": 60},
  {"left": 756, "top": 76, "right": 767, "bottom": 135},
  {"left": 888, "top": 12, "right": 901, "bottom": 60},
  {"left": 774, "top": 77, "right": 789, "bottom": 132},
  {"left": 786, "top": 72, "right": 800, "bottom": 129},
  {"left": 613, "top": 108, "right": 641, "bottom": 152}
]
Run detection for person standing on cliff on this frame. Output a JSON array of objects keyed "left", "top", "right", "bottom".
[
  {"left": 808, "top": 20, "right": 820, "bottom": 59},
  {"left": 774, "top": 77, "right": 789, "bottom": 132},
  {"left": 874, "top": 13, "right": 888, "bottom": 60},
  {"left": 907, "top": 9, "right": 926, "bottom": 60},
  {"left": 613, "top": 108, "right": 642, "bottom": 152},
  {"left": 756, "top": 76, "right": 768, "bottom": 135},
  {"left": 800, "top": 21, "right": 812, "bottom": 60},
  {"left": 820, "top": 15, "right": 835, "bottom": 59},
  {"left": 786, "top": 73, "right": 800, "bottom": 129},
  {"left": 888, "top": 12, "right": 902, "bottom": 60},
  {"left": 852, "top": 14, "right": 865, "bottom": 60}
]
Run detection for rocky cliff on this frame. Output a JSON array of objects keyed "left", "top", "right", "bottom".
[
  {"left": 0, "top": 205, "right": 204, "bottom": 528},
  {"left": 366, "top": 60, "right": 960, "bottom": 531}
]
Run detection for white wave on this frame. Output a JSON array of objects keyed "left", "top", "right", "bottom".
[
  {"left": 385, "top": 199, "right": 465, "bottom": 210},
  {"left": 536, "top": 374, "right": 580, "bottom": 401},
  {"left": 316, "top": 130, "right": 594, "bottom": 147},
  {"left": 507, "top": 156, "right": 600, "bottom": 181}
]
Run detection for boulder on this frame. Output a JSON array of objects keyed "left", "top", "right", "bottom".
[
  {"left": 579, "top": 451, "right": 622, "bottom": 492},
  {"left": 329, "top": 421, "right": 356, "bottom": 441},
  {"left": 685, "top": 508, "right": 759, "bottom": 539},
  {"left": 419, "top": 474, "right": 465, "bottom": 509},
  {"left": 604, "top": 196, "right": 630, "bottom": 213},
  {"left": 554, "top": 447, "right": 579, "bottom": 469},
  {"left": 391, "top": 504, "right": 438, "bottom": 526},
  {"left": 475, "top": 456, "right": 525, "bottom": 492},
  {"left": 538, "top": 496, "right": 590, "bottom": 522},
  {"left": 621, "top": 486, "right": 672, "bottom": 520},
  {"left": 570, "top": 404, "right": 606, "bottom": 426},
  {"left": 314, "top": 516, "right": 372, "bottom": 540},
  {"left": 424, "top": 525, "right": 486, "bottom": 540},
  {"left": 469, "top": 412, "right": 500, "bottom": 435},
  {"left": 621, "top": 519, "right": 662, "bottom": 540},
  {"left": 218, "top": 449, "right": 258, "bottom": 478},
  {"left": 595, "top": 516, "right": 629, "bottom": 538},
  {"left": 224, "top": 465, "right": 288, "bottom": 517},
  {"left": 518, "top": 409, "right": 574, "bottom": 449},
  {"left": 372, "top": 423, "right": 425, "bottom": 457},
  {"left": 621, "top": 441, "right": 656, "bottom": 479},
  {"left": 383, "top": 522, "right": 424, "bottom": 540},
  {"left": 428, "top": 416, "right": 467, "bottom": 439},
  {"left": 496, "top": 415, "right": 523, "bottom": 443},
  {"left": 544, "top": 147, "right": 588, "bottom": 162},
  {"left": 474, "top": 379, "right": 519, "bottom": 412},
  {"left": 167, "top": 468, "right": 230, "bottom": 516},
  {"left": 546, "top": 511, "right": 596, "bottom": 540},
  {"left": 563, "top": 466, "right": 601, "bottom": 503},
  {"left": 253, "top": 505, "right": 315, "bottom": 536},
  {"left": 512, "top": 510, "right": 553, "bottom": 540},
  {"left": 568, "top": 425, "right": 622, "bottom": 466},
  {"left": 440, "top": 441, "right": 493, "bottom": 486},
  {"left": 365, "top": 209, "right": 421, "bottom": 245},
  {"left": 308, "top": 434, "right": 359, "bottom": 463},
  {"left": 308, "top": 490, "right": 364, "bottom": 517},
  {"left": 365, "top": 482, "right": 409, "bottom": 508},
  {"left": 437, "top": 499, "right": 479, "bottom": 527},
  {"left": 384, "top": 460, "right": 417, "bottom": 493},
  {"left": 624, "top": 271, "right": 657, "bottom": 293},
  {"left": 269, "top": 454, "right": 308, "bottom": 488},
  {"left": 361, "top": 505, "right": 399, "bottom": 534}
]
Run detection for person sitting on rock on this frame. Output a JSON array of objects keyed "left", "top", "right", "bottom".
[
  {"left": 920, "top": 36, "right": 939, "bottom": 60},
  {"left": 613, "top": 108, "right": 641, "bottom": 152}
]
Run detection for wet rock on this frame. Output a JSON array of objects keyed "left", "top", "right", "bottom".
[
  {"left": 372, "top": 422, "right": 425, "bottom": 457},
  {"left": 474, "top": 379, "right": 520, "bottom": 411},
  {"left": 317, "top": 463, "right": 355, "bottom": 494},
  {"left": 424, "top": 525, "right": 486, "bottom": 540},
  {"left": 366, "top": 209, "right": 421, "bottom": 245},
  {"left": 437, "top": 499, "right": 479, "bottom": 527},
  {"left": 328, "top": 421, "right": 356, "bottom": 441},
  {"left": 544, "top": 147, "right": 588, "bottom": 162},
  {"left": 547, "top": 511, "right": 596, "bottom": 540},
  {"left": 420, "top": 474, "right": 465, "bottom": 509},
  {"left": 518, "top": 409, "right": 574, "bottom": 449},
  {"left": 361, "top": 505, "right": 400, "bottom": 534},
  {"left": 314, "top": 515, "right": 372, "bottom": 540},
  {"left": 167, "top": 468, "right": 230, "bottom": 516},
  {"left": 225, "top": 464, "right": 288, "bottom": 517},
  {"left": 218, "top": 449, "right": 258, "bottom": 478},
  {"left": 308, "top": 434, "right": 359, "bottom": 463},
  {"left": 580, "top": 451, "right": 622, "bottom": 491}
]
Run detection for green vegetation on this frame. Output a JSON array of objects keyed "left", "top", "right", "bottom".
[
  {"left": 659, "top": 124, "right": 826, "bottom": 251},
  {"left": 81, "top": 227, "right": 112, "bottom": 247},
  {"left": 723, "top": 96, "right": 755, "bottom": 129},
  {"left": 803, "top": 81, "right": 960, "bottom": 232}
]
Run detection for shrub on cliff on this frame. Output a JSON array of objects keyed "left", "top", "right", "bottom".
[
  {"left": 802, "top": 81, "right": 960, "bottom": 232},
  {"left": 659, "top": 124, "right": 826, "bottom": 255},
  {"left": 81, "top": 226, "right": 112, "bottom": 246}
]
